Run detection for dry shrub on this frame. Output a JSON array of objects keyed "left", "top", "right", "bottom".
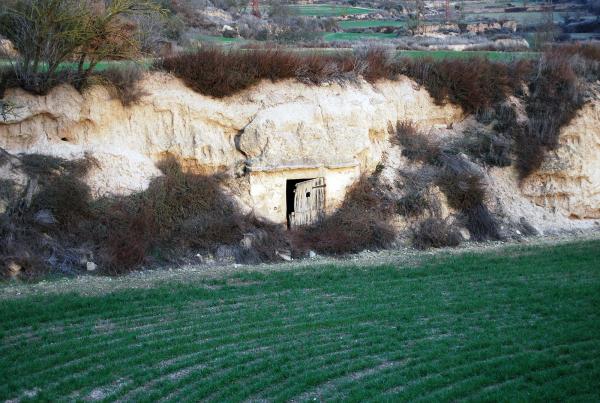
[
  {"left": 292, "top": 175, "right": 396, "bottom": 255},
  {"left": 436, "top": 156, "right": 487, "bottom": 212},
  {"left": 515, "top": 51, "right": 586, "bottom": 179},
  {"left": 98, "top": 200, "right": 154, "bottom": 270},
  {"left": 436, "top": 156, "right": 501, "bottom": 241},
  {"left": 550, "top": 43, "right": 600, "bottom": 62},
  {"left": 460, "top": 129, "right": 512, "bottom": 167},
  {"left": 392, "top": 121, "right": 442, "bottom": 165},
  {"left": 94, "top": 64, "right": 147, "bottom": 106},
  {"left": 1, "top": 154, "right": 289, "bottom": 278},
  {"left": 148, "top": 158, "right": 243, "bottom": 248},
  {"left": 392, "top": 122, "right": 502, "bottom": 242},
  {"left": 492, "top": 103, "right": 518, "bottom": 133},
  {"left": 95, "top": 156, "right": 289, "bottom": 274},
  {"left": 395, "top": 167, "right": 436, "bottom": 218},
  {"left": 157, "top": 46, "right": 363, "bottom": 98},
  {"left": 0, "top": 179, "right": 17, "bottom": 202},
  {"left": 399, "top": 57, "right": 533, "bottom": 114},
  {"left": 412, "top": 218, "right": 462, "bottom": 250},
  {"left": 358, "top": 46, "right": 398, "bottom": 82},
  {"left": 0, "top": 154, "right": 97, "bottom": 279},
  {"left": 461, "top": 203, "right": 501, "bottom": 242},
  {"left": 396, "top": 192, "right": 429, "bottom": 217},
  {"left": 19, "top": 154, "right": 97, "bottom": 229}
]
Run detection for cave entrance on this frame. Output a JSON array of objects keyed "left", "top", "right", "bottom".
[{"left": 286, "top": 177, "right": 326, "bottom": 229}]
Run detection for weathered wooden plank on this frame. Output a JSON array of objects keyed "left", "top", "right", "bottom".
[{"left": 289, "top": 177, "right": 326, "bottom": 228}]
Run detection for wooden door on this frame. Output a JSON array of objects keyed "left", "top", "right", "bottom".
[{"left": 289, "top": 178, "right": 325, "bottom": 228}]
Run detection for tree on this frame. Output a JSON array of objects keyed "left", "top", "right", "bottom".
[{"left": 0, "top": 0, "right": 162, "bottom": 93}]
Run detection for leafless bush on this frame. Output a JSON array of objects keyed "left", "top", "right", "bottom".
[
  {"left": 395, "top": 167, "right": 436, "bottom": 218},
  {"left": 158, "top": 46, "right": 370, "bottom": 97},
  {"left": 515, "top": 50, "right": 586, "bottom": 179},
  {"left": 461, "top": 203, "right": 501, "bottom": 242},
  {"left": 94, "top": 63, "right": 147, "bottom": 106},
  {"left": 392, "top": 121, "right": 443, "bottom": 165},
  {"left": 460, "top": 129, "right": 512, "bottom": 167},
  {"left": 435, "top": 155, "right": 501, "bottom": 241},
  {"left": 436, "top": 156, "right": 487, "bottom": 212},
  {"left": 0, "top": 0, "right": 159, "bottom": 94},
  {"left": 399, "top": 57, "right": 533, "bottom": 114},
  {"left": 0, "top": 99, "right": 18, "bottom": 121},
  {"left": 396, "top": 192, "right": 430, "bottom": 217},
  {"left": 412, "top": 217, "right": 462, "bottom": 249}
]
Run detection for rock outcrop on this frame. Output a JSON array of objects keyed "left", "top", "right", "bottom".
[
  {"left": 1, "top": 72, "right": 599, "bottom": 228},
  {"left": 0, "top": 73, "right": 461, "bottom": 222}
]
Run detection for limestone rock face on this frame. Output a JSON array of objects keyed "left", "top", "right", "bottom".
[
  {"left": 521, "top": 102, "right": 600, "bottom": 219},
  {"left": 0, "top": 73, "right": 461, "bottom": 199}
]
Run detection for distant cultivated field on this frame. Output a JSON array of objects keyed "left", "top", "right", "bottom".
[
  {"left": 396, "top": 50, "right": 539, "bottom": 61},
  {"left": 465, "top": 10, "right": 570, "bottom": 24},
  {"left": 339, "top": 19, "right": 405, "bottom": 29},
  {"left": 323, "top": 31, "right": 397, "bottom": 41},
  {"left": 1, "top": 239, "right": 599, "bottom": 401},
  {"left": 287, "top": 4, "right": 376, "bottom": 17}
]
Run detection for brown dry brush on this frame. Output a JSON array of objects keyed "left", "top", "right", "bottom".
[
  {"left": 397, "top": 46, "right": 598, "bottom": 181},
  {"left": 436, "top": 155, "right": 501, "bottom": 242},
  {"left": 92, "top": 63, "right": 148, "bottom": 106},
  {"left": 398, "top": 57, "right": 533, "bottom": 115},
  {"left": 412, "top": 218, "right": 462, "bottom": 250},
  {"left": 157, "top": 47, "right": 358, "bottom": 98},
  {"left": 93, "top": 158, "right": 290, "bottom": 274},
  {"left": 392, "top": 122, "right": 502, "bottom": 244},
  {"left": 0, "top": 154, "right": 98, "bottom": 279},
  {"left": 512, "top": 51, "right": 589, "bottom": 179},
  {"left": 460, "top": 129, "right": 512, "bottom": 168},
  {"left": 392, "top": 121, "right": 443, "bottom": 166},
  {"left": 0, "top": 154, "right": 289, "bottom": 279}
]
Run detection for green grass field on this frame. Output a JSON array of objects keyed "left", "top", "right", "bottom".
[
  {"left": 323, "top": 31, "right": 398, "bottom": 41},
  {"left": 1, "top": 239, "right": 599, "bottom": 401},
  {"left": 465, "top": 10, "right": 570, "bottom": 24},
  {"left": 287, "top": 4, "right": 376, "bottom": 17},
  {"left": 339, "top": 19, "right": 406, "bottom": 29},
  {"left": 0, "top": 60, "right": 149, "bottom": 72},
  {"left": 396, "top": 50, "right": 539, "bottom": 61},
  {"left": 195, "top": 34, "right": 243, "bottom": 44}
]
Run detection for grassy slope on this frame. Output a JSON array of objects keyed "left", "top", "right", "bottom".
[{"left": 1, "top": 240, "right": 599, "bottom": 401}]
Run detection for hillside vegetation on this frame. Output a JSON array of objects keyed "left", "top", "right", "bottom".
[{"left": 1, "top": 239, "right": 599, "bottom": 401}]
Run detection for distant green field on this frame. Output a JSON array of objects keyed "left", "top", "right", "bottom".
[
  {"left": 287, "top": 4, "right": 376, "bottom": 17},
  {"left": 397, "top": 50, "right": 539, "bottom": 61},
  {"left": 1, "top": 239, "right": 600, "bottom": 401},
  {"left": 0, "top": 60, "right": 146, "bottom": 72},
  {"left": 323, "top": 31, "right": 397, "bottom": 41},
  {"left": 339, "top": 19, "right": 406, "bottom": 29},
  {"left": 195, "top": 34, "right": 243, "bottom": 44},
  {"left": 465, "top": 10, "right": 570, "bottom": 24}
]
